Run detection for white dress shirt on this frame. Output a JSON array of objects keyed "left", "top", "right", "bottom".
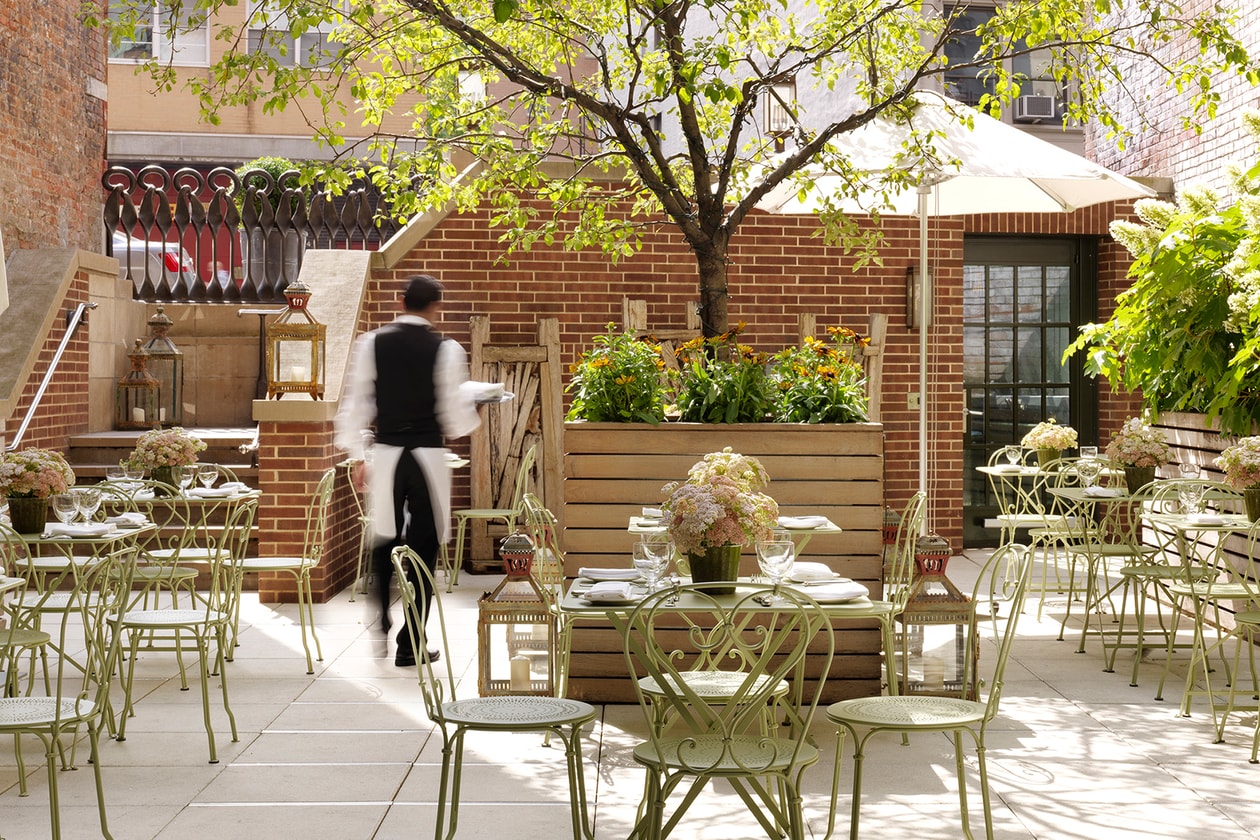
[{"left": 334, "top": 314, "right": 480, "bottom": 544}]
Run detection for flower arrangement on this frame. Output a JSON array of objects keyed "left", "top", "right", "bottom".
[
  {"left": 660, "top": 448, "right": 779, "bottom": 555},
  {"left": 1215, "top": 436, "right": 1260, "bottom": 489},
  {"left": 771, "top": 327, "right": 869, "bottom": 423},
  {"left": 0, "top": 448, "right": 75, "bottom": 499},
  {"left": 126, "top": 427, "right": 206, "bottom": 470},
  {"left": 1021, "top": 419, "right": 1078, "bottom": 452},
  {"left": 1105, "top": 417, "right": 1170, "bottom": 468},
  {"left": 566, "top": 324, "right": 669, "bottom": 423}
]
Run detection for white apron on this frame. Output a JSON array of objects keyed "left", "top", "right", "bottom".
[{"left": 367, "top": 445, "right": 452, "bottom": 546}]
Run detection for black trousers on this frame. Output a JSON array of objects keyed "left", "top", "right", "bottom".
[{"left": 371, "top": 448, "right": 439, "bottom": 656}]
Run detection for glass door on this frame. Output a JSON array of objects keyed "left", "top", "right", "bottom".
[{"left": 962, "top": 236, "right": 1097, "bottom": 546}]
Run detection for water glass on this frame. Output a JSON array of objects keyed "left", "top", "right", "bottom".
[
  {"left": 105, "top": 463, "right": 126, "bottom": 483},
  {"left": 1178, "top": 462, "right": 1204, "bottom": 514},
  {"left": 1076, "top": 458, "right": 1103, "bottom": 489},
  {"left": 1080, "top": 446, "right": 1098, "bottom": 460},
  {"left": 175, "top": 464, "right": 196, "bottom": 493},
  {"left": 51, "top": 494, "right": 77, "bottom": 526},
  {"left": 1002, "top": 445, "right": 1022, "bottom": 467},
  {"left": 632, "top": 542, "right": 668, "bottom": 591},
  {"left": 72, "top": 486, "right": 102, "bottom": 522},
  {"left": 755, "top": 539, "right": 795, "bottom": 588},
  {"left": 122, "top": 463, "right": 144, "bottom": 482},
  {"left": 197, "top": 463, "right": 221, "bottom": 489}
]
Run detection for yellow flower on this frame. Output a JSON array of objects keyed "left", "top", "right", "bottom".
[{"left": 614, "top": 375, "right": 636, "bottom": 385}]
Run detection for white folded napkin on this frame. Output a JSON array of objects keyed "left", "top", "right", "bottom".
[
  {"left": 993, "top": 464, "right": 1025, "bottom": 473},
  {"left": 799, "top": 580, "right": 869, "bottom": 603},
  {"left": 789, "top": 561, "right": 836, "bottom": 582},
  {"left": 583, "top": 581, "right": 635, "bottom": 603},
  {"left": 220, "top": 481, "right": 250, "bottom": 492},
  {"left": 1187, "top": 512, "right": 1226, "bottom": 525},
  {"left": 462, "top": 380, "right": 505, "bottom": 400},
  {"left": 186, "top": 487, "right": 234, "bottom": 498},
  {"left": 44, "top": 522, "right": 116, "bottom": 538},
  {"left": 641, "top": 507, "right": 663, "bottom": 519},
  {"left": 579, "top": 567, "right": 641, "bottom": 581},
  {"left": 778, "top": 515, "right": 829, "bottom": 529},
  {"left": 105, "top": 512, "right": 148, "bottom": 527},
  {"left": 1084, "top": 486, "right": 1124, "bottom": 498}
]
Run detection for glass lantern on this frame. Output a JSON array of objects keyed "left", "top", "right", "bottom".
[
  {"left": 265, "top": 279, "right": 326, "bottom": 399},
  {"left": 477, "top": 531, "right": 554, "bottom": 697},
  {"left": 897, "top": 532, "right": 978, "bottom": 699},
  {"left": 140, "top": 304, "right": 183, "bottom": 426},
  {"left": 116, "top": 338, "right": 161, "bottom": 431}
]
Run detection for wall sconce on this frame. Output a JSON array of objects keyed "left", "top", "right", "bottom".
[
  {"left": 906, "top": 266, "right": 933, "bottom": 330},
  {"left": 265, "top": 279, "right": 326, "bottom": 399},
  {"left": 141, "top": 304, "right": 183, "bottom": 426},
  {"left": 764, "top": 77, "right": 796, "bottom": 152}
]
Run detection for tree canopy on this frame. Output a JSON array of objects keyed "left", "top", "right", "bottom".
[{"left": 96, "top": 0, "right": 1258, "bottom": 334}]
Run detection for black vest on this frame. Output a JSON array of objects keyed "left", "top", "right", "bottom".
[{"left": 373, "top": 322, "right": 445, "bottom": 449}]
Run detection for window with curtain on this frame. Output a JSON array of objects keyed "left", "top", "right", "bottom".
[{"left": 108, "top": 2, "right": 210, "bottom": 65}]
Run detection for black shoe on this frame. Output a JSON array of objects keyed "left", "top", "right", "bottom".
[{"left": 394, "top": 648, "right": 439, "bottom": 667}]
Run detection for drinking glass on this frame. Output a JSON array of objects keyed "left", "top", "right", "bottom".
[
  {"left": 632, "top": 542, "right": 666, "bottom": 591},
  {"left": 755, "top": 539, "right": 796, "bottom": 593},
  {"left": 1080, "top": 446, "right": 1098, "bottom": 460},
  {"left": 642, "top": 538, "right": 673, "bottom": 585},
  {"left": 175, "top": 465, "right": 196, "bottom": 493},
  {"left": 72, "top": 486, "right": 102, "bottom": 522},
  {"left": 197, "top": 463, "right": 220, "bottom": 490},
  {"left": 1077, "top": 458, "right": 1103, "bottom": 489},
  {"left": 51, "top": 494, "right": 77, "bottom": 526},
  {"left": 1178, "top": 462, "right": 1203, "bottom": 514},
  {"left": 105, "top": 463, "right": 126, "bottom": 483},
  {"left": 122, "top": 463, "right": 144, "bottom": 482},
  {"left": 1002, "top": 445, "right": 1022, "bottom": 467}
]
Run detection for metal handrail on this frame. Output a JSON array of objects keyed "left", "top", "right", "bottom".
[{"left": 6, "top": 302, "right": 98, "bottom": 452}]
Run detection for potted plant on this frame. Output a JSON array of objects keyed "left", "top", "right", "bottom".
[
  {"left": 1020, "top": 419, "right": 1078, "bottom": 468},
  {"left": 1215, "top": 436, "right": 1260, "bottom": 520},
  {"left": 771, "top": 327, "right": 869, "bottom": 423},
  {"left": 0, "top": 448, "right": 75, "bottom": 533},
  {"left": 565, "top": 323, "right": 669, "bottom": 423},
  {"left": 660, "top": 448, "right": 779, "bottom": 594},
  {"left": 672, "top": 325, "right": 775, "bottom": 423},
  {"left": 1105, "top": 417, "right": 1171, "bottom": 493},
  {"left": 125, "top": 427, "right": 207, "bottom": 492}
]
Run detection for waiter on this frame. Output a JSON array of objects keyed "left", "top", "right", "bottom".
[{"left": 335, "top": 274, "right": 480, "bottom": 666}]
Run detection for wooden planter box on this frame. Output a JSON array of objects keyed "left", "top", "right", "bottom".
[{"left": 561, "top": 421, "right": 885, "bottom": 702}]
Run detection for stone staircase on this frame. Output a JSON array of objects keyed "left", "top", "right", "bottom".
[{"left": 66, "top": 427, "right": 259, "bottom": 482}]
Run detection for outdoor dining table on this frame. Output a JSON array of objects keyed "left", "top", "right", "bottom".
[{"left": 627, "top": 516, "right": 843, "bottom": 555}]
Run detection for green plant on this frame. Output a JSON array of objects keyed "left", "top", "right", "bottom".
[
  {"left": 771, "top": 327, "right": 869, "bottom": 423},
  {"left": 565, "top": 324, "right": 668, "bottom": 423},
  {"left": 673, "top": 324, "right": 774, "bottom": 423},
  {"left": 1066, "top": 113, "right": 1260, "bottom": 434},
  {"left": 235, "top": 156, "right": 301, "bottom": 216}
]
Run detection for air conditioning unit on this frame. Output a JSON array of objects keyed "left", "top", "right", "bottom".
[{"left": 1014, "top": 94, "right": 1057, "bottom": 122}]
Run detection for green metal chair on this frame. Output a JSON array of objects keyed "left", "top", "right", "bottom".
[
  {"left": 449, "top": 443, "right": 536, "bottom": 592},
  {"left": 232, "top": 467, "right": 335, "bottom": 673},
  {"left": 622, "top": 582, "right": 835, "bottom": 840},
  {"left": 0, "top": 543, "right": 136, "bottom": 840},
  {"left": 391, "top": 545, "right": 596, "bottom": 840},
  {"left": 824, "top": 543, "right": 1033, "bottom": 840}
]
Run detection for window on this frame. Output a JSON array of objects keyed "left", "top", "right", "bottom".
[
  {"left": 942, "top": 5, "right": 1071, "bottom": 124},
  {"left": 247, "top": 1, "right": 339, "bottom": 68},
  {"left": 108, "top": 2, "right": 210, "bottom": 66}
]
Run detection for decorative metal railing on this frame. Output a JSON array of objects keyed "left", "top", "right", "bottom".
[{"left": 101, "top": 165, "right": 402, "bottom": 303}]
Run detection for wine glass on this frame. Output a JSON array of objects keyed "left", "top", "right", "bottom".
[
  {"left": 1077, "top": 458, "right": 1103, "bottom": 489},
  {"left": 1080, "top": 446, "right": 1099, "bottom": 460},
  {"left": 1002, "top": 445, "right": 1022, "bottom": 467},
  {"left": 197, "top": 463, "right": 221, "bottom": 490},
  {"left": 641, "top": 538, "right": 673, "bottom": 587},
  {"left": 51, "top": 493, "right": 77, "bottom": 527},
  {"left": 72, "top": 486, "right": 102, "bottom": 523},
  {"left": 105, "top": 463, "right": 126, "bottom": 483},
  {"left": 1178, "top": 461, "right": 1203, "bottom": 514},
  {"left": 175, "top": 464, "right": 196, "bottom": 494},
  {"left": 756, "top": 539, "right": 796, "bottom": 594},
  {"left": 632, "top": 542, "right": 666, "bottom": 592}
]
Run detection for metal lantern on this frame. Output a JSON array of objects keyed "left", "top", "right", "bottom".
[
  {"left": 897, "top": 532, "right": 978, "bottom": 699},
  {"left": 476, "top": 531, "right": 554, "bottom": 696},
  {"left": 265, "top": 278, "right": 326, "bottom": 399},
  {"left": 116, "top": 338, "right": 161, "bottom": 430},
  {"left": 140, "top": 304, "right": 184, "bottom": 426}
]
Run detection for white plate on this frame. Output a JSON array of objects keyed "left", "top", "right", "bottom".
[
  {"left": 789, "top": 562, "right": 837, "bottom": 582},
  {"left": 475, "top": 391, "right": 515, "bottom": 405},
  {"left": 799, "top": 582, "right": 870, "bottom": 603},
  {"left": 578, "top": 568, "right": 642, "bottom": 582},
  {"left": 580, "top": 595, "right": 640, "bottom": 606},
  {"left": 778, "top": 515, "right": 829, "bottom": 529}
]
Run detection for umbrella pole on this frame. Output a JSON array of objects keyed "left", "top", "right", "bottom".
[{"left": 918, "top": 185, "right": 930, "bottom": 531}]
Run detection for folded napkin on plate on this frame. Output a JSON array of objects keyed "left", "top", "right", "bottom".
[
  {"left": 1084, "top": 486, "right": 1125, "bottom": 498},
  {"left": 578, "top": 567, "right": 641, "bottom": 581},
  {"left": 790, "top": 562, "right": 836, "bottom": 582},
  {"left": 105, "top": 512, "right": 147, "bottom": 527},
  {"left": 44, "top": 522, "right": 116, "bottom": 538},
  {"left": 220, "top": 481, "right": 250, "bottom": 491},
  {"left": 186, "top": 487, "right": 235, "bottom": 498},
  {"left": 1187, "top": 512, "right": 1227, "bottom": 525},
  {"left": 801, "top": 580, "right": 869, "bottom": 603},
  {"left": 641, "top": 507, "right": 663, "bottom": 519},
  {"left": 584, "top": 581, "right": 635, "bottom": 603},
  {"left": 778, "top": 515, "right": 829, "bottom": 529},
  {"left": 993, "top": 464, "right": 1025, "bottom": 473}
]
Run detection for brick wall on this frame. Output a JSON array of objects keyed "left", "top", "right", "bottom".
[{"left": 0, "top": 2, "right": 107, "bottom": 251}]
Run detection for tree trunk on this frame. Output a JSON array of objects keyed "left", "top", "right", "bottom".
[{"left": 695, "top": 242, "right": 729, "bottom": 337}]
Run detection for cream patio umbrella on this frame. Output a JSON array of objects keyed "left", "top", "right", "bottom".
[{"left": 758, "top": 90, "right": 1156, "bottom": 513}]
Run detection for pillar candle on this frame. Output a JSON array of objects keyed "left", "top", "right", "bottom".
[{"left": 509, "top": 655, "right": 530, "bottom": 691}]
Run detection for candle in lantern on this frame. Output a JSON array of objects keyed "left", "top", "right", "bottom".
[
  {"left": 923, "top": 656, "right": 945, "bottom": 690},
  {"left": 509, "top": 655, "right": 530, "bottom": 691},
  {"left": 132, "top": 407, "right": 146, "bottom": 423},
  {"left": 159, "top": 407, "right": 167, "bottom": 422},
  {"left": 289, "top": 365, "right": 309, "bottom": 382}
]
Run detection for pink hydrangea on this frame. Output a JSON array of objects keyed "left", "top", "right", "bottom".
[
  {"left": 0, "top": 448, "right": 75, "bottom": 499},
  {"left": 126, "top": 427, "right": 207, "bottom": 470},
  {"left": 661, "top": 451, "right": 779, "bottom": 555}
]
